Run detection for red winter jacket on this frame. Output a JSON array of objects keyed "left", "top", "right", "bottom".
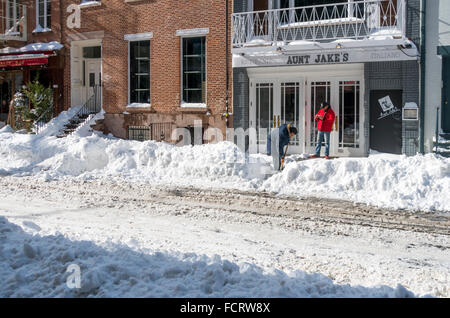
[{"left": 315, "top": 107, "right": 336, "bottom": 132}]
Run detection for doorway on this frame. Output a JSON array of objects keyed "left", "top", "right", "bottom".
[
  {"left": 84, "top": 59, "right": 102, "bottom": 108},
  {"left": 442, "top": 56, "right": 450, "bottom": 133},
  {"left": 369, "top": 90, "right": 403, "bottom": 154},
  {"left": 305, "top": 79, "right": 363, "bottom": 157},
  {"left": 250, "top": 78, "right": 304, "bottom": 154}
]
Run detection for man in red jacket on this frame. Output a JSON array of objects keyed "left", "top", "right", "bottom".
[{"left": 311, "top": 101, "right": 335, "bottom": 159}]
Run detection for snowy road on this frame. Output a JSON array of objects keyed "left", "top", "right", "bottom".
[{"left": 0, "top": 176, "right": 449, "bottom": 297}]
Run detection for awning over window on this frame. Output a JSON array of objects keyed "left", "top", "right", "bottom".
[
  {"left": 0, "top": 41, "right": 62, "bottom": 69},
  {"left": 0, "top": 53, "right": 49, "bottom": 68}
]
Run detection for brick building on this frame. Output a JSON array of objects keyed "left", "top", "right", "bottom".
[
  {"left": 0, "top": 0, "right": 65, "bottom": 123},
  {"left": 61, "top": 0, "right": 233, "bottom": 142},
  {"left": 232, "top": 0, "right": 422, "bottom": 156}
]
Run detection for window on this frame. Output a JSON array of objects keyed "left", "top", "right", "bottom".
[
  {"left": 83, "top": 46, "right": 101, "bottom": 59},
  {"left": 6, "top": 0, "right": 20, "bottom": 33},
  {"left": 36, "top": 0, "right": 51, "bottom": 31},
  {"left": 182, "top": 37, "right": 206, "bottom": 104},
  {"left": 129, "top": 40, "right": 150, "bottom": 104},
  {"left": 338, "top": 81, "right": 360, "bottom": 148},
  {"left": 309, "top": 81, "right": 330, "bottom": 147}
]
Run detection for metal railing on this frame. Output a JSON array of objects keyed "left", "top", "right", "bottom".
[
  {"left": 62, "top": 85, "right": 102, "bottom": 136},
  {"left": 33, "top": 106, "right": 54, "bottom": 134},
  {"left": 232, "top": 0, "right": 405, "bottom": 49},
  {"left": 0, "top": 1, "right": 27, "bottom": 41},
  {"left": 435, "top": 106, "right": 440, "bottom": 155},
  {"left": 128, "top": 122, "right": 174, "bottom": 142}
]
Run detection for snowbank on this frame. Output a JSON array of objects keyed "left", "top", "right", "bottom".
[
  {"left": 0, "top": 217, "right": 416, "bottom": 297},
  {"left": 0, "top": 130, "right": 448, "bottom": 212}
]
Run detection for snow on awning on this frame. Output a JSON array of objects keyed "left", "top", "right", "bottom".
[
  {"left": 0, "top": 41, "right": 63, "bottom": 55},
  {"left": 0, "top": 41, "right": 62, "bottom": 68}
]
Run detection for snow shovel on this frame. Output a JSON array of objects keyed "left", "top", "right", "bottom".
[{"left": 280, "top": 144, "right": 289, "bottom": 170}]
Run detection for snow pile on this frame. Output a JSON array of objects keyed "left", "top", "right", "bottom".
[
  {"left": 264, "top": 153, "right": 450, "bottom": 212},
  {"left": 0, "top": 217, "right": 417, "bottom": 297},
  {"left": 0, "top": 130, "right": 448, "bottom": 212},
  {"left": 0, "top": 132, "right": 266, "bottom": 188},
  {"left": 37, "top": 105, "right": 82, "bottom": 137}
]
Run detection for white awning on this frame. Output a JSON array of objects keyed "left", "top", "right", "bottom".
[{"left": 232, "top": 38, "right": 419, "bottom": 68}]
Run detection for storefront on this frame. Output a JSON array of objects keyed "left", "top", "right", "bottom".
[
  {"left": 243, "top": 63, "right": 364, "bottom": 156},
  {"left": 0, "top": 42, "right": 64, "bottom": 125},
  {"left": 232, "top": 0, "right": 421, "bottom": 156}
]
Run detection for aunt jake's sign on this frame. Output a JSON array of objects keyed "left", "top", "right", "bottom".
[
  {"left": 287, "top": 52, "right": 349, "bottom": 65},
  {"left": 232, "top": 48, "right": 418, "bottom": 68}
]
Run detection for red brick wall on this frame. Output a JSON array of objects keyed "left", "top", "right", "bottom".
[{"left": 60, "top": 0, "right": 233, "bottom": 138}]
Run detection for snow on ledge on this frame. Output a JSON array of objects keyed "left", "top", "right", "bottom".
[
  {"left": 126, "top": 103, "right": 151, "bottom": 109},
  {"left": 32, "top": 25, "right": 52, "bottom": 34},
  {"left": 180, "top": 102, "right": 207, "bottom": 108},
  {"left": 79, "top": 1, "right": 102, "bottom": 8},
  {"left": 278, "top": 17, "right": 364, "bottom": 29}
]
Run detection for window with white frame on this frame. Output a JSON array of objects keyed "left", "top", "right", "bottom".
[
  {"left": 182, "top": 37, "right": 206, "bottom": 105},
  {"left": 129, "top": 40, "right": 150, "bottom": 104},
  {"left": 35, "top": 0, "right": 51, "bottom": 31},
  {"left": 6, "top": 0, "right": 21, "bottom": 33}
]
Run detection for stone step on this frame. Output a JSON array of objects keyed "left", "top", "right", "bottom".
[
  {"left": 64, "top": 123, "right": 79, "bottom": 129},
  {"left": 62, "top": 128, "right": 76, "bottom": 134},
  {"left": 436, "top": 152, "right": 450, "bottom": 158}
]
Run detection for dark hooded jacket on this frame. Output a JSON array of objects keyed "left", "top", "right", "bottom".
[{"left": 267, "top": 124, "right": 291, "bottom": 157}]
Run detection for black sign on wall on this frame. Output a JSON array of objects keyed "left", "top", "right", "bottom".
[{"left": 370, "top": 90, "right": 403, "bottom": 154}]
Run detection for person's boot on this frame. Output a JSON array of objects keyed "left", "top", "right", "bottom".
[
  {"left": 310, "top": 154, "right": 319, "bottom": 158},
  {"left": 324, "top": 155, "right": 330, "bottom": 160}
]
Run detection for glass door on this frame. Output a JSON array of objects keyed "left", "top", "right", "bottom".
[
  {"left": 307, "top": 81, "right": 335, "bottom": 155},
  {"left": 250, "top": 79, "right": 304, "bottom": 154},
  {"left": 338, "top": 80, "right": 361, "bottom": 150},
  {"left": 279, "top": 81, "right": 303, "bottom": 153},
  {"left": 306, "top": 79, "right": 363, "bottom": 157},
  {"left": 255, "top": 82, "right": 274, "bottom": 153},
  {"left": 85, "top": 59, "right": 102, "bottom": 110}
]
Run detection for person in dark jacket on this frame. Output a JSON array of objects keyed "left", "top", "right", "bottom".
[
  {"left": 267, "top": 123, "right": 298, "bottom": 171},
  {"left": 311, "top": 101, "right": 336, "bottom": 159}
]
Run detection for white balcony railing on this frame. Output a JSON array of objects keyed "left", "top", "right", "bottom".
[
  {"left": 232, "top": 0, "right": 405, "bottom": 50},
  {"left": 0, "top": 1, "right": 27, "bottom": 42}
]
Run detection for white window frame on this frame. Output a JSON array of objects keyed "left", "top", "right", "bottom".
[
  {"left": 6, "top": 0, "right": 20, "bottom": 34},
  {"left": 34, "top": 0, "right": 51, "bottom": 32},
  {"left": 179, "top": 32, "right": 208, "bottom": 108},
  {"left": 126, "top": 33, "right": 153, "bottom": 107}
]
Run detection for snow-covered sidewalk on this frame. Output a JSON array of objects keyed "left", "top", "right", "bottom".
[
  {"left": 1, "top": 177, "right": 448, "bottom": 297},
  {"left": 0, "top": 127, "right": 449, "bottom": 213}
]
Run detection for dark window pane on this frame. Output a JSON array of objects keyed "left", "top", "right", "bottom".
[
  {"left": 130, "top": 41, "right": 150, "bottom": 104},
  {"left": 182, "top": 37, "right": 205, "bottom": 103},
  {"left": 83, "top": 46, "right": 101, "bottom": 59}
]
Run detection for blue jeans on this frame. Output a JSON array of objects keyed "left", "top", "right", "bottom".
[{"left": 315, "top": 131, "right": 331, "bottom": 156}]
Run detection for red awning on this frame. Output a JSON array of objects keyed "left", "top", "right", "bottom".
[
  {"left": 0, "top": 51, "right": 55, "bottom": 69},
  {"left": 0, "top": 56, "right": 48, "bottom": 68}
]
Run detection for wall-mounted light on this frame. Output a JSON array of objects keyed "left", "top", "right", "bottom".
[{"left": 336, "top": 43, "right": 343, "bottom": 49}]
